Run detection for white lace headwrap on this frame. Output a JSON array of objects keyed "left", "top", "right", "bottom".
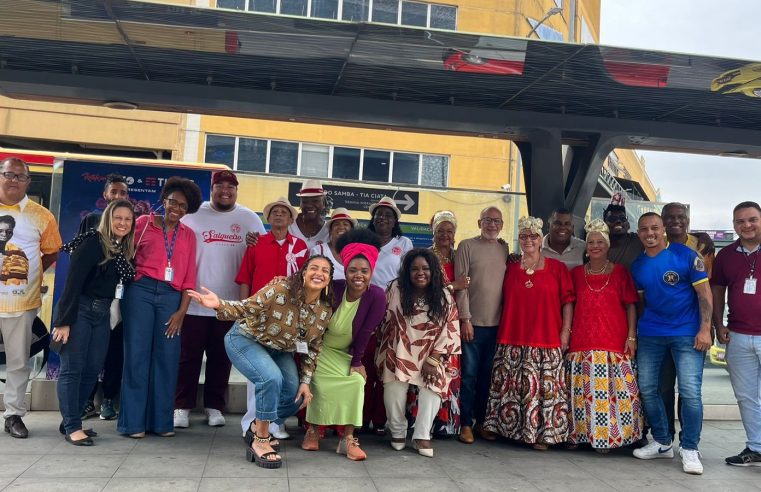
[
  {"left": 585, "top": 218, "right": 610, "bottom": 246},
  {"left": 518, "top": 216, "right": 543, "bottom": 235}
]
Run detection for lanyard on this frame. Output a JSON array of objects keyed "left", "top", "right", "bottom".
[
  {"left": 162, "top": 219, "right": 179, "bottom": 265},
  {"left": 740, "top": 245, "right": 759, "bottom": 278}
]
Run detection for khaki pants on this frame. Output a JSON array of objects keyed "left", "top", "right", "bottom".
[{"left": 1, "top": 310, "right": 37, "bottom": 418}]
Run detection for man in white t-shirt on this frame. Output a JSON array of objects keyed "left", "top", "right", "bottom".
[
  {"left": 173, "top": 170, "right": 265, "bottom": 428},
  {"left": 288, "top": 179, "right": 330, "bottom": 250}
]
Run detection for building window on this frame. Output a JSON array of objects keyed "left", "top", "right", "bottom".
[
  {"left": 205, "top": 134, "right": 449, "bottom": 187},
  {"left": 527, "top": 18, "right": 564, "bottom": 41},
  {"left": 217, "top": 0, "right": 456, "bottom": 30}
]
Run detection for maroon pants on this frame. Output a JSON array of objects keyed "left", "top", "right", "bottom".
[
  {"left": 174, "top": 315, "right": 233, "bottom": 411},
  {"left": 362, "top": 333, "right": 387, "bottom": 428}
]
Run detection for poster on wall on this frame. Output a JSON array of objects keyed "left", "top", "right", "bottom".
[{"left": 47, "top": 160, "right": 212, "bottom": 378}]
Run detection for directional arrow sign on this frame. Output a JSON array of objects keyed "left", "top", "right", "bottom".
[
  {"left": 394, "top": 193, "right": 416, "bottom": 211},
  {"left": 289, "top": 183, "right": 419, "bottom": 215}
]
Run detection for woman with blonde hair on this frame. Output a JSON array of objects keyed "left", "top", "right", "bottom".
[
  {"left": 482, "top": 216, "right": 574, "bottom": 450},
  {"left": 566, "top": 219, "right": 642, "bottom": 452},
  {"left": 52, "top": 199, "right": 136, "bottom": 445}
]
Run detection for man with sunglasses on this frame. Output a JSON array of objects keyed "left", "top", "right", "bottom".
[
  {"left": 603, "top": 200, "right": 644, "bottom": 270},
  {"left": 0, "top": 158, "right": 62, "bottom": 439},
  {"left": 454, "top": 206, "right": 509, "bottom": 444}
]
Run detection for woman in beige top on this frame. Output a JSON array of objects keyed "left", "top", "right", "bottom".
[{"left": 188, "top": 255, "right": 334, "bottom": 469}]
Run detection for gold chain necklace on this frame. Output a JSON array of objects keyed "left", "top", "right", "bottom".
[
  {"left": 584, "top": 261, "right": 612, "bottom": 293},
  {"left": 432, "top": 244, "right": 453, "bottom": 265}
]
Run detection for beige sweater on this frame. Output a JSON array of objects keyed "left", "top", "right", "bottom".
[{"left": 454, "top": 237, "right": 510, "bottom": 327}]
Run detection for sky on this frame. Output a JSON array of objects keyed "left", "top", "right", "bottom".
[{"left": 599, "top": 0, "right": 760, "bottom": 230}]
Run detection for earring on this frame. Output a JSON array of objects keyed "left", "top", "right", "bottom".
[
  {"left": 323, "top": 285, "right": 329, "bottom": 297},
  {"left": 303, "top": 277, "right": 306, "bottom": 287}
]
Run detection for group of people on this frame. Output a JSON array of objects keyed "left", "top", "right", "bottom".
[{"left": 1, "top": 156, "right": 759, "bottom": 476}]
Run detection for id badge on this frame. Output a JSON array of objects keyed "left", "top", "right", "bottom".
[
  {"left": 114, "top": 282, "right": 124, "bottom": 299},
  {"left": 164, "top": 267, "right": 174, "bottom": 282},
  {"left": 296, "top": 341, "right": 309, "bottom": 354},
  {"left": 744, "top": 277, "right": 757, "bottom": 295}
]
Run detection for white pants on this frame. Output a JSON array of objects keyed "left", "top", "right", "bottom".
[
  {"left": 384, "top": 381, "right": 441, "bottom": 441},
  {"left": 240, "top": 381, "right": 282, "bottom": 435},
  {"left": 1, "top": 310, "right": 37, "bottom": 418}
]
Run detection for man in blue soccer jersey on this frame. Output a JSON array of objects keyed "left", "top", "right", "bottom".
[{"left": 630, "top": 212, "right": 713, "bottom": 475}]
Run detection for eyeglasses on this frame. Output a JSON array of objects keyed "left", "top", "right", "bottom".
[
  {"left": 165, "top": 198, "right": 189, "bottom": 211},
  {"left": 1, "top": 172, "right": 30, "bottom": 183},
  {"left": 518, "top": 233, "right": 540, "bottom": 241},
  {"left": 480, "top": 218, "right": 503, "bottom": 225}
]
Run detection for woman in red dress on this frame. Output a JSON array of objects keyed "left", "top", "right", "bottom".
[
  {"left": 482, "top": 216, "right": 574, "bottom": 450},
  {"left": 567, "top": 219, "right": 642, "bottom": 452}
]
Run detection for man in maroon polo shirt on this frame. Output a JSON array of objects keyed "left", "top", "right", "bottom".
[{"left": 712, "top": 201, "right": 761, "bottom": 467}]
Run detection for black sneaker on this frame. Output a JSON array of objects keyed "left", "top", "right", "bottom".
[
  {"left": 726, "top": 448, "right": 761, "bottom": 467},
  {"left": 81, "top": 401, "right": 97, "bottom": 420}
]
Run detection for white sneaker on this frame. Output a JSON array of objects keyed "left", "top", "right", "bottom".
[
  {"left": 205, "top": 408, "right": 226, "bottom": 427},
  {"left": 633, "top": 440, "right": 674, "bottom": 460},
  {"left": 680, "top": 448, "right": 704, "bottom": 475},
  {"left": 173, "top": 409, "right": 190, "bottom": 428},
  {"left": 269, "top": 422, "right": 290, "bottom": 440}
]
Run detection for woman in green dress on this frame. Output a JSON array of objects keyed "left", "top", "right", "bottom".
[{"left": 301, "top": 228, "right": 387, "bottom": 460}]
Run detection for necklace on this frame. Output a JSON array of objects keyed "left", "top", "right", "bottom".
[
  {"left": 432, "top": 244, "right": 454, "bottom": 265},
  {"left": 587, "top": 260, "right": 609, "bottom": 274},
  {"left": 584, "top": 261, "right": 612, "bottom": 293},
  {"left": 521, "top": 256, "right": 540, "bottom": 288},
  {"left": 415, "top": 295, "right": 427, "bottom": 309}
]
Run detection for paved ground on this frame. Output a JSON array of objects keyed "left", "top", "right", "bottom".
[{"left": 0, "top": 412, "right": 758, "bottom": 492}]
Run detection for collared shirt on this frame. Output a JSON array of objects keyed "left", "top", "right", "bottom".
[
  {"left": 541, "top": 235, "right": 586, "bottom": 270},
  {"left": 235, "top": 232, "right": 308, "bottom": 293},
  {"left": 216, "top": 281, "right": 331, "bottom": 384},
  {"left": 712, "top": 240, "right": 761, "bottom": 336},
  {"left": 0, "top": 195, "right": 62, "bottom": 315},
  {"left": 134, "top": 214, "right": 197, "bottom": 292}
]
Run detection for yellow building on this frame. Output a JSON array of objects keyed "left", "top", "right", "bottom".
[{"left": 0, "top": 0, "right": 659, "bottom": 235}]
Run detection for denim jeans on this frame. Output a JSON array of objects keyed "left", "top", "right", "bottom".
[
  {"left": 57, "top": 296, "right": 112, "bottom": 435},
  {"left": 460, "top": 326, "right": 497, "bottom": 428},
  {"left": 726, "top": 332, "right": 761, "bottom": 453},
  {"left": 117, "top": 277, "right": 181, "bottom": 435},
  {"left": 224, "top": 328, "right": 302, "bottom": 423},
  {"left": 637, "top": 336, "right": 705, "bottom": 450}
]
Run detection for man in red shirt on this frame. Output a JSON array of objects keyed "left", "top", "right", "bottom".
[
  {"left": 712, "top": 201, "right": 761, "bottom": 467},
  {"left": 235, "top": 197, "right": 308, "bottom": 439}
]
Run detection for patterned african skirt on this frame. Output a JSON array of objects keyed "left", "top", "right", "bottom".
[
  {"left": 566, "top": 350, "right": 643, "bottom": 449},
  {"left": 482, "top": 344, "right": 569, "bottom": 445}
]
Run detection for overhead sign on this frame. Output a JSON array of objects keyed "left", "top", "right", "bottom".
[{"left": 288, "top": 182, "right": 420, "bottom": 215}]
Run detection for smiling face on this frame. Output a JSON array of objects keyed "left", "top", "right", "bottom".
[
  {"left": 733, "top": 206, "right": 761, "bottom": 244},
  {"left": 345, "top": 257, "right": 372, "bottom": 295},
  {"left": 662, "top": 204, "right": 689, "bottom": 239},
  {"left": 434, "top": 221, "right": 455, "bottom": 250},
  {"left": 303, "top": 257, "right": 332, "bottom": 294},
  {"left": 409, "top": 255, "right": 432, "bottom": 290},
  {"left": 299, "top": 195, "right": 326, "bottom": 222},
  {"left": 329, "top": 219, "right": 353, "bottom": 244},
  {"left": 211, "top": 181, "right": 237, "bottom": 211},
  {"left": 163, "top": 191, "right": 189, "bottom": 225},
  {"left": 585, "top": 232, "right": 609, "bottom": 261},
  {"left": 637, "top": 215, "right": 667, "bottom": 251},
  {"left": 604, "top": 211, "right": 630, "bottom": 237},
  {"left": 110, "top": 206, "right": 134, "bottom": 240},
  {"left": 478, "top": 207, "right": 503, "bottom": 240},
  {"left": 0, "top": 221, "right": 13, "bottom": 243},
  {"left": 0, "top": 159, "right": 30, "bottom": 205},
  {"left": 549, "top": 212, "right": 573, "bottom": 246},
  {"left": 518, "top": 228, "right": 541, "bottom": 255},
  {"left": 372, "top": 207, "right": 397, "bottom": 237}
]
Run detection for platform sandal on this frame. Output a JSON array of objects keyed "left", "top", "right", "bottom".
[{"left": 246, "top": 434, "right": 282, "bottom": 469}]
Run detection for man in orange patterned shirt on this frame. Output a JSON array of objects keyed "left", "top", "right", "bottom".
[{"left": 0, "top": 157, "right": 62, "bottom": 439}]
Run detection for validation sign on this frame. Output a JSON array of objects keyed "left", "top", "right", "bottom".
[{"left": 288, "top": 182, "right": 419, "bottom": 215}]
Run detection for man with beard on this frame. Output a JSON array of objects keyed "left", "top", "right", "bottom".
[
  {"left": 603, "top": 202, "right": 644, "bottom": 270},
  {"left": 631, "top": 213, "right": 712, "bottom": 475},
  {"left": 173, "top": 170, "right": 265, "bottom": 429}
]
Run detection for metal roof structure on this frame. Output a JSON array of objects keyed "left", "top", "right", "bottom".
[{"left": 2, "top": 0, "right": 760, "bottom": 220}]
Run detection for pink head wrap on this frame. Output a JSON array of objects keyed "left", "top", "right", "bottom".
[{"left": 340, "top": 243, "right": 379, "bottom": 272}]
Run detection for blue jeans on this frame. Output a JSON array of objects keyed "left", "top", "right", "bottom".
[
  {"left": 460, "top": 326, "right": 497, "bottom": 427},
  {"left": 57, "top": 296, "right": 112, "bottom": 435},
  {"left": 726, "top": 332, "right": 761, "bottom": 453},
  {"left": 117, "top": 277, "right": 181, "bottom": 435},
  {"left": 224, "top": 328, "right": 301, "bottom": 424},
  {"left": 637, "top": 336, "right": 705, "bottom": 450}
]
